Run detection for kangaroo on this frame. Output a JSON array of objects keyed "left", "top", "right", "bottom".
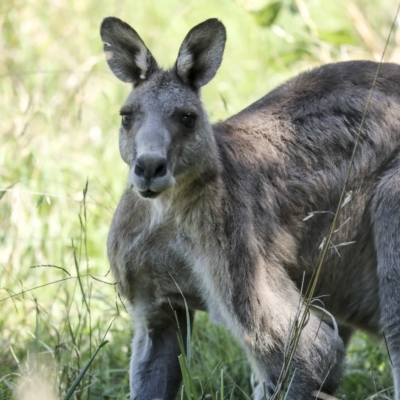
[{"left": 100, "top": 17, "right": 400, "bottom": 400}]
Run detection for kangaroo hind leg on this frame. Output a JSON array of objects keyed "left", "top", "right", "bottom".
[{"left": 372, "top": 154, "right": 400, "bottom": 400}]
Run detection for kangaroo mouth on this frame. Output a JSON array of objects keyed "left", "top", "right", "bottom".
[{"left": 139, "top": 189, "right": 160, "bottom": 199}]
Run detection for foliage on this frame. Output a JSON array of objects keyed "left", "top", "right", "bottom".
[{"left": 0, "top": 0, "right": 399, "bottom": 399}]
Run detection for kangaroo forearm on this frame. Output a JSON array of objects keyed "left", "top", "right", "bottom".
[
  {"left": 129, "top": 308, "right": 194, "bottom": 400},
  {"left": 130, "top": 360, "right": 182, "bottom": 400}
]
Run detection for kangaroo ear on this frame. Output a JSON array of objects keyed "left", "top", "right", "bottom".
[
  {"left": 175, "top": 19, "right": 226, "bottom": 88},
  {"left": 100, "top": 17, "right": 159, "bottom": 84}
]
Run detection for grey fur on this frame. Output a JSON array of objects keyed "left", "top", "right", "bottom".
[{"left": 100, "top": 17, "right": 400, "bottom": 400}]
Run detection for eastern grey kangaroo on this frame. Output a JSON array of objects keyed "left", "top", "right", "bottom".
[{"left": 101, "top": 17, "right": 400, "bottom": 400}]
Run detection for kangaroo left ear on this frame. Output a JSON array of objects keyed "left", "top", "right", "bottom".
[
  {"left": 175, "top": 19, "right": 226, "bottom": 88},
  {"left": 100, "top": 17, "right": 159, "bottom": 84}
]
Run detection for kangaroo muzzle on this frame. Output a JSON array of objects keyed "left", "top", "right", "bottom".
[{"left": 131, "top": 127, "right": 174, "bottom": 198}]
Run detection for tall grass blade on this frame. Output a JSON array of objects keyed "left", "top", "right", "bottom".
[
  {"left": 71, "top": 238, "right": 90, "bottom": 313},
  {"left": 170, "top": 274, "right": 192, "bottom": 366},
  {"left": 62, "top": 317, "right": 115, "bottom": 400},
  {"left": 62, "top": 340, "right": 108, "bottom": 400},
  {"left": 219, "top": 369, "right": 224, "bottom": 400},
  {"left": 178, "top": 352, "right": 199, "bottom": 400}
]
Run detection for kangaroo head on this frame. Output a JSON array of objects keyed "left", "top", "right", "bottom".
[{"left": 100, "top": 18, "right": 226, "bottom": 199}]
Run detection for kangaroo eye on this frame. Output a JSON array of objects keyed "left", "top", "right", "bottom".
[
  {"left": 181, "top": 113, "right": 196, "bottom": 128},
  {"left": 121, "top": 114, "right": 133, "bottom": 128}
]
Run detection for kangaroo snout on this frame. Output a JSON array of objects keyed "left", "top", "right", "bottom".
[
  {"left": 130, "top": 122, "right": 175, "bottom": 197},
  {"left": 135, "top": 154, "right": 167, "bottom": 180},
  {"left": 131, "top": 152, "right": 173, "bottom": 198}
]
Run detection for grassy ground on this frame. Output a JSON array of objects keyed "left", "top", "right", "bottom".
[{"left": 1, "top": 0, "right": 399, "bottom": 398}]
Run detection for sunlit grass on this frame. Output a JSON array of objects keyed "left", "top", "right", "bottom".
[{"left": 1, "top": 0, "right": 399, "bottom": 398}]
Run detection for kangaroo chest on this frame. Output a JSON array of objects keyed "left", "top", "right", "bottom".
[{"left": 110, "top": 215, "right": 206, "bottom": 311}]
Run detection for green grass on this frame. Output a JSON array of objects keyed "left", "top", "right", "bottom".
[{"left": 0, "top": 0, "right": 399, "bottom": 398}]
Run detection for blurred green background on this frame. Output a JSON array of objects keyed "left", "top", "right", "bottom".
[{"left": 1, "top": 0, "right": 399, "bottom": 399}]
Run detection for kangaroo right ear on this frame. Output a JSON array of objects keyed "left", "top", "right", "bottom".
[
  {"left": 175, "top": 19, "right": 226, "bottom": 88},
  {"left": 100, "top": 17, "right": 159, "bottom": 84}
]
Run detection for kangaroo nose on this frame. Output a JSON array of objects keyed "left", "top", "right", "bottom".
[{"left": 135, "top": 154, "right": 167, "bottom": 179}]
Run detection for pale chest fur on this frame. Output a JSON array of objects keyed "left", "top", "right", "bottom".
[{"left": 107, "top": 195, "right": 208, "bottom": 312}]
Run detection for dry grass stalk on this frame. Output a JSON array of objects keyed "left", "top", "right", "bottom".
[{"left": 312, "top": 390, "right": 340, "bottom": 400}]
